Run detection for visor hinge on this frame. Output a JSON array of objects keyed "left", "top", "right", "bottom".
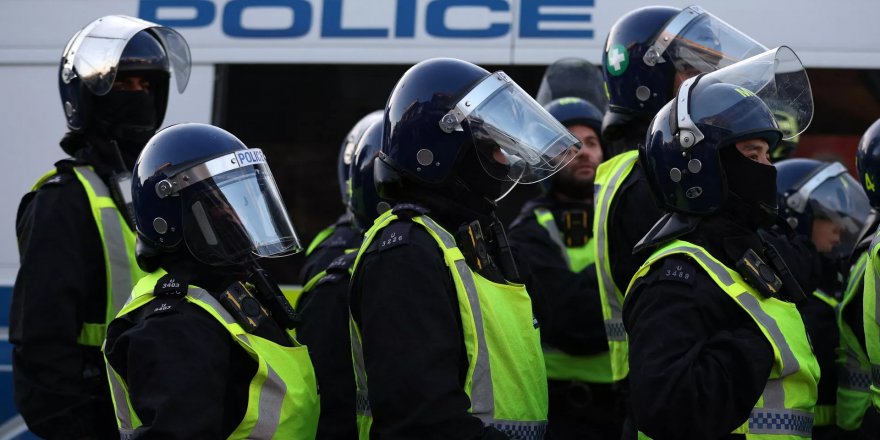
[
  {"left": 155, "top": 179, "right": 175, "bottom": 198},
  {"left": 439, "top": 114, "right": 460, "bottom": 134}
]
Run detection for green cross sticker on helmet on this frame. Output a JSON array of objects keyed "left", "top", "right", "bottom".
[{"left": 607, "top": 44, "right": 629, "bottom": 77}]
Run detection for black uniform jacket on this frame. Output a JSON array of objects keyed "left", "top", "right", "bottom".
[
  {"left": 507, "top": 197, "right": 607, "bottom": 356},
  {"left": 103, "top": 278, "right": 293, "bottom": 439},
  {"left": 349, "top": 207, "right": 544, "bottom": 440},
  {"left": 11, "top": 140, "right": 122, "bottom": 439},
  {"left": 623, "top": 216, "right": 776, "bottom": 440}
]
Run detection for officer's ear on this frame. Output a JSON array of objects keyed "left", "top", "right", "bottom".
[{"left": 135, "top": 236, "right": 162, "bottom": 273}]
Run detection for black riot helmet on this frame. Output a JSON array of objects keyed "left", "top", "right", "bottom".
[
  {"left": 349, "top": 120, "right": 389, "bottom": 230},
  {"left": 640, "top": 47, "right": 813, "bottom": 245},
  {"left": 59, "top": 15, "right": 191, "bottom": 165},
  {"left": 536, "top": 57, "right": 608, "bottom": 111},
  {"left": 776, "top": 158, "right": 870, "bottom": 259},
  {"left": 132, "top": 123, "right": 301, "bottom": 268},
  {"left": 602, "top": 5, "right": 766, "bottom": 155},
  {"left": 337, "top": 110, "right": 384, "bottom": 207},
  {"left": 377, "top": 58, "right": 579, "bottom": 209},
  {"left": 856, "top": 119, "right": 880, "bottom": 209}
]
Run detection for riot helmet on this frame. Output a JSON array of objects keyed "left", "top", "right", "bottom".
[
  {"left": 536, "top": 57, "right": 608, "bottom": 111},
  {"left": 337, "top": 110, "right": 384, "bottom": 207},
  {"left": 602, "top": 5, "right": 766, "bottom": 153},
  {"left": 133, "top": 123, "right": 300, "bottom": 268},
  {"left": 769, "top": 108, "right": 801, "bottom": 161},
  {"left": 377, "top": 58, "right": 579, "bottom": 207},
  {"left": 776, "top": 158, "right": 870, "bottom": 259},
  {"left": 349, "top": 120, "right": 389, "bottom": 230},
  {"left": 856, "top": 119, "right": 880, "bottom": 208},
  {"left": 642, "top": 47, "right": 812, "bottom": 226},
  {"left": 59, "top": 15, "right": 191, "bottom": 164}
]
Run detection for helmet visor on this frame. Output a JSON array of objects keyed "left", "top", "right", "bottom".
[
  {"left": 699, "top": 46, "right": 813, "bottom": 140},
  {"left": 644, "top": 6, "right": 767, "bottom": 75},
  {"left": 442, "top": 71, "right": 580, "bottom": 185},
  {"left": 803, "top": 169, "right": 870, "bottom": 258},
  {"left": 180, "top": 150, "right": 301, "bottom": 266},
  {"left": 61, "top": 15, "right": 191, "bottom": 96}
]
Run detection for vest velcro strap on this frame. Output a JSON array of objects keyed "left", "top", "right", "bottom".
[
  {"left": 840, "top": 365, "right": 872, "bottom": 391},
  {"left": 488, "top": 420, "right": 547, "bottom": 440},
  {"left": 77, "top": 322, "right": 106, "bottom": 347},
  {"left": 748, "top": 408, "right": 813, "bottom": 436}
]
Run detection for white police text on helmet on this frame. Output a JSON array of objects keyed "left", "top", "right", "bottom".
[
  {"left": 237, "top": 150, "right": 266, "bottom": 165},
  {"left": 139, "top": 0, "right": 594, "bottom": 39}
]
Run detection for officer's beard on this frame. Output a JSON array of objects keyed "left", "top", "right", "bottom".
[
  {"left": 93, "top": 91, "right": 159, "bottom": 170},
  {"left": 720, "top": 146, "right": 778, "bottom": 230},
  {"left": 550, "top": 169, "right": 594, "bottom": 202}
]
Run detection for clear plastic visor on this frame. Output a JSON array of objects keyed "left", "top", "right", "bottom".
[
  {"left": 644, "top": 6, "right": 767, "bottom": 77},
  {"left": 804, "top": 171, "right": 871, "bottom": 258},
  {"left": 180, "top": 158, "right": 301, "bottom": 266},
  {"left": 442, "top": 72, "right": 580, "bottom": 185},
  {"left": 698, "top": 46, "right": 813, "bottom": 140},
  {"left": 61, "top": 15, "right": 191, "bottom": 96}
]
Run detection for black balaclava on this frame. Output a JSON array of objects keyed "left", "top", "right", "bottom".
[
  {"left": 92, "top": 76, "right": 160, "bottom": 170},
  {"left": 720, "top": 145, "right": 778, "bottom": 229}
]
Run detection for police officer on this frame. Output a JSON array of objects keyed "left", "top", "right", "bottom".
[
  {"left": 296, "top": 120, "right": 386, "bottom": 439},
  {"left": 851, "top": 118, "right": 880, "bottom": 437},
  {"left": 10, "top": 15, "right": 190, "bottom": 439},
  {"left": 776, "top": 158, "right": 871, "bottom": 439},
  {"left": 507, "top": 97, "right": 618, "bottom": 439},
  {"left": 594, "top": 5, "right": 767, "bottom": 408},
  {"left": 103, "top": 123, "right": 319, "bottom": 438},
  {"left": 624, "top": 48, "right": 819, "bottom": 438},
  {"left": 349, "top": 58, "right": 580, "bottom": 439},
  {"left": 299, "top": 110, "right": 383, "bottom": 284}
]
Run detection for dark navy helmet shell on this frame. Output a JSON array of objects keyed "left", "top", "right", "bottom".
[
  {"left": 349, "top": 120, "right": 388, "bottom": 229},
  {"left": 776, "top": 158, "right": 870, "bottom": 258},
  {"left": 337, "top": 110, "right": 383, "bottom": 207},
  {"left": 544, "top": 97, "right": 604, "bottom": 137},
  {"left": 856, "top": 118, "right": 880, "bottom": 208},
  {"left": 602, "top": 6, "right": 765, "bottom": 144},
  {"left": 133, "top": 123, "right": 301, "bottom": 266},
  {"left": 643, "top": 81, "right": 781, "bottom": 215},
  {"left": 59, "top": 15, "right": 190, "bottom": 134}
]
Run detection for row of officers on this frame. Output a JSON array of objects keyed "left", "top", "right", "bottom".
[{"left": 9, "top": 6, "right": 880, "bottom": 440}]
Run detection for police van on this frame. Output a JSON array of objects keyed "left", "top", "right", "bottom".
[{"left": 1, "top": 0, "right": 878, "bottom": 437}]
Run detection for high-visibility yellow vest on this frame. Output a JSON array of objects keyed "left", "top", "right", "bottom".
[
  {"left": 533, "top": 207, "right": 612, "bottom": 384},
  {"left": 593, "top": 150, "right": 639, "bottom": 381},
  {"left": 629, "top": 240, "right": 820, "bottom": 439},
  {"left": 837, "top": 252, "right": 873, "bottom": 430},
  {"left": 350, "top": 210, "right": 548, "bottom": 440},
  {"left": 863, "top": 231, "right": 880, "bottom": 413},
  {"left": 33, "top": 166, "right": 146, "bottom": 347},
  {"left": 104, "top": 271, "right": 320, "bottom": 439}
]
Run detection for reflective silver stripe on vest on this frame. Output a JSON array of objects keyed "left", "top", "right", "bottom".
[
  {"left": 533, "top": 208, "right": 570, "bottom": 267},
  {"left": 351, "top": 322, "right": 371, "bottom": 416},
  {"left": 748, "top": 407, "right": 814, "bottom": 436},
  {"left": 596, "top": 155, "right": 637, "bottom": 341},
  {"left": 189, "top": 289, "right": 287, "bottom": 437},
  {"left": 77, "top": 167, "right": 133, "bottom": 316},
  {"left": 420, "top": 216, "right": 495, "bottom": 421},
  {"left": 106, "top": 364, "right": 134, "bottom": 430}
]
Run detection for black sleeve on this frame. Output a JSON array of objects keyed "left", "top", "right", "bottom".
[
  {"left": 103, "top": 300, "right": 252, "bottom": 439},
  {"left": 609, "top": 168, "right": 665, "bottom": 292},
  {"left": 507, "top": 216, "right": 607, "bottom": 355},
  {"left": 296, "top": 276, "right": 358, "bottom": 439},
  {"left": 9, "top": 177, "right": 116, "bottom": 439},
  {"left": 350, "top": 223, "right": 508, "bottom": 440},
  {"left": 623, "top": 257, "right": 774, "bottom": 440},
  {"left": 797, "top": 296, "right": 839, "bottom": 405}
]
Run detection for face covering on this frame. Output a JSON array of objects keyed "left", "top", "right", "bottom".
[
  {"left": 93, "top": 90, "right": 158, "bottom": 169},
  {"left": 720, "top": 145, "right": 778, "bottom": 228}
]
